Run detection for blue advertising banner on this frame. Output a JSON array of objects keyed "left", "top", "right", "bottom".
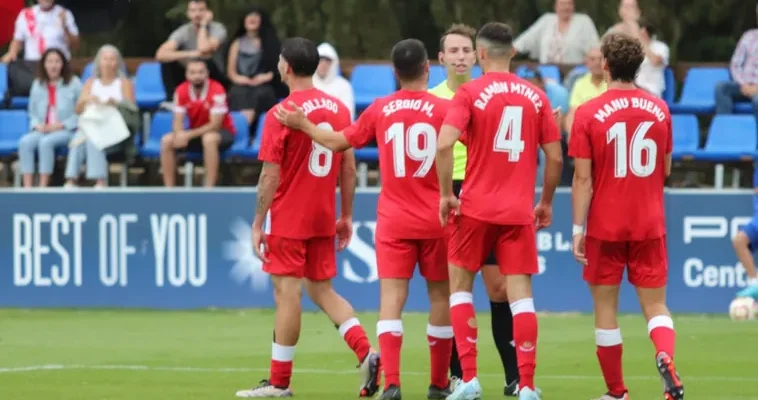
[{"left": 0, "top": 188, "right": 752, "bottom": 313}]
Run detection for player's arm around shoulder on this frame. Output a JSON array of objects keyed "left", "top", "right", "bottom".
[{"left": 273, "top": 100, "right": 352, "bottom": 152}]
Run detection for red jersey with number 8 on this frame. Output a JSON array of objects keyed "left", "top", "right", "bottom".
[
  {"left": 258, "top": 88, "right": 351, "bottom": 239},
  {"left": 568, "top": 88, "right": 671, "bottom": 241},
  {"left": 443, "top": 72, "right": 561, "bottom": 225},
  {"left": 343, "top": 90, "right": 449, "bottom": 239}
]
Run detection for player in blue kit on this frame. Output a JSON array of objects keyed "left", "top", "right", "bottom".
[{"left": 733, "top": 166, "right": 758, "bottom": 299}]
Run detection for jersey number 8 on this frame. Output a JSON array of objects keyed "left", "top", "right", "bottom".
[
  {"left": 308, "top": 122, "right": 335, "bottom": 177},
  {"left": 606, "top": 121, "right": 657, "bottom": 178}
]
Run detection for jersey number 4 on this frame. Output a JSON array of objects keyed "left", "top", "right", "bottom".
[
  {"left": 308, "top": 122, "right": 335, "bottom": 177},
  {"left": 386, "top": 122, "right": 437, "bottom": 178},
  {"left": 493, "top": 106, "right": 526, "bottom": 162},
  {"left": 607, "top": 121, "right": 657, "bottom": 178}
]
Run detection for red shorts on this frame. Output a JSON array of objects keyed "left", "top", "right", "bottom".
[
  {"left": 448, "top": 215, "right": 538, "bottom": 275},
  {"left": 375, "top": 236, "right": 448, "bottom": 282},
  {"left": 583, "top": 236, "right": 668, "bottom": 288},
  {"left": 262, "top": 235, "right": 336, "bottom": 281}
]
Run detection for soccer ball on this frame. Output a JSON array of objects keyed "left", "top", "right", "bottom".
[{"left": 729, "top": 297, "right": 758, "bottom": 321}]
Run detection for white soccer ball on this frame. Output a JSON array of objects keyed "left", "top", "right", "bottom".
[{"left": 729, "top": 297, "right": 758, "bottom": 321}]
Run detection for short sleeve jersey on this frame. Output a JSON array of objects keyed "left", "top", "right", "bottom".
[
  {"left": 258, "top": 88, "right": 351, "bottom": 239},
  {"left": 443, "top": 72, "right": 561, "bottom": 225},
  {"left": 173, "top": 79, "right": 236, "bottom": 134},
  {"left": 568, "top": 88, "right": 672, "bottom": 241},
  {"left": 14, "top": 5, "right": 79, "bottom": 60},
  {"left": 168, "top": 22, "right": 228, "bottom": 51},
  {"left": 343, "top": 90, "right": 449, "bottom": 239}
]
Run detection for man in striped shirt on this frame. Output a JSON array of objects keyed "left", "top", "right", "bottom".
[{"left": 715, "top": 6, "right": 758, "bottom": 123}]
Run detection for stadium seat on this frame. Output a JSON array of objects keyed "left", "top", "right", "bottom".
[
  {"left": 250, "top": 114, "right": 266, "bottom": 153},
  {"left": 669, "top": 67, "right": 730, "bottom": 114},
  {"left": 134, "top": 62, "right": 166, "bottom": 109},
  {"left": 537, "top": 64, "right": 561, "bottom": 82},
  {"left": 472, "top": 65, "right": 482, "bottom": 79},
  {"left": 563, "top": 65, "right": 587, "bottom": 92},
  {"left": 671, "top": 114, "right": 699, "bottom": 159},
  {"left": 429, "top": 65, "right": 447, "bottom": 88},
  {"left": 0, "top": 63, "right": 7, "bottom": 104},
  {"left": 0, "top": 110, "right": 29, "bottom": 157},
  {"left": 734, "top": 101, "right": 755, "bottom": 114},
  {"left": 350, "top": 64, "right": 395, "bottom": 110},
  {"left": 693, "top": 115, "right": 757, "bottom": 161},
  {"left": 81, "top": 62, "right": 95, "bottom": 81},
  {"left": 354, "top": 147, "right": 379, "bottom": 161},
  {"left": 9, "top": 96, "right": 28, "bottom": 109},
  {"left": 139, "top": 112, "right": 175, "bottom": 158}
]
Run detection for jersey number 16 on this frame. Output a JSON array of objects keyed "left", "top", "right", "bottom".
[{"left": 606, "top": 121, "right": 657, "bottom": 178}]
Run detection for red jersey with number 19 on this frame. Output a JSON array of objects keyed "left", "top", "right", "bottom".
[
  {"left": 443, "top": 72, "right": 561, "bottom": 225},
  {"left": 343, "top": 90, "right": 449, "bottom": 239},
  {"left": 258, "top": 88, "right": 351, "bottom": 239},
  {"left": 568, "top": 88, "right": 671, "bottom": 241}
]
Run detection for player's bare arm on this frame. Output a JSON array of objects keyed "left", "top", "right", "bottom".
[
  {"left": 535, "top": 141, "right": 563, "bottom": 230},
  {"left": 252, "top": 162, "right": 280, "bottom": 262},
  {"left": 435, "top": 124, "right": 461, "bottom": 226},
  {"left": 155, "top": 39, "right": 199, "bottom": 63},
  {"left": 274, "top": 102, "right": 352, "bottom": 152},
  {"left": 185, "top": 113, "right": 223, "bottom": 139},
  {"left": 571, "top": 158, "right": 592, "bottom": 265},
  {"left": 337, "top": 149, "right": 357, "bottom": 251}
]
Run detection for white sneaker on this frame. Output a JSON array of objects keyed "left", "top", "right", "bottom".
[
  {"left": 446, "top": 376, "right": 482, "bottom": 400},
  {"left": 235, "top": 380, "right": 293, "bottom": 398},
  {"left": 358, "top": 350, "right": 380, "bottom": 397},
  {"left": 591, "top": 393, "right": 629, "bottom": 400},
  {"left": 518, "top": 387, "right": 541, "bottom": 400}
]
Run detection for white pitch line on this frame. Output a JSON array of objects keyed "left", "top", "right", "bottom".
[{"left": 0, "top": 364, "right": 756, "bottom": 383}]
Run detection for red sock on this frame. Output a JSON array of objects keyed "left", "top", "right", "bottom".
[
  {"left": 595, "top": 329, "right": 627, "bottom": 396},
  {"left": 269, "top": 343, "right": 295, "bottom": 388},
  {"left": 340, "top": 318, "right": 371, "bottom": 362},
  {"left": 648, "top": 315, "right": 676, "bottom": 358},
  {"left": 377, "top": 320, "right": 403, "bottom": 389},
  {"left": 511, "top": 299, "right": 537, "bottom": 390},
  {"left": 427, "top": 324, "right": 453, "bottom": 389},
  {"left": 450, "top": 292, "right": 477, "bottom": 382}
]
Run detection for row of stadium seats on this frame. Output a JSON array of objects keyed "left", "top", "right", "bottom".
[{"left": 0, "top": 109, "right": 753, "bottom": 162}]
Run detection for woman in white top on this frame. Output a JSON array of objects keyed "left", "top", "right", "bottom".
[
  {"left": 513, "top": 0, "right": 600, "bottom": 65},
  {"left": 65, "top": 44, "right": 134, "bottom": 188},
  {"left": 313, "top": 43, "right": 355, "bottom": 120}
]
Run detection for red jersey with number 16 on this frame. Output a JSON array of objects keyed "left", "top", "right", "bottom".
[
  {"left": 343, "top": 90, "right": 449, "bottom": 239},
  {"left": 258, "top": 88, "right": 351, "bottom": 239},
  {"left": 568, "top": 88, "right": 671, "bottom": 241},
  {"left": 443, "top": 72, "right": 561, "bottom": 225}
]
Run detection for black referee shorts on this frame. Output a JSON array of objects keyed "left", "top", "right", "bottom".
[{"left": 452, "top": 180, "right": 498, "bottom": 266}]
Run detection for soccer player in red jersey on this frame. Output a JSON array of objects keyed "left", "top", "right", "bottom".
[
  {"left": 569, "top": 33, "right": 684, "bottom": 400},
  {"left": 436, "top": 22, "right": 563, "bottom": 400},
  {"left": 274, "top": 38, "right": 455, "bottom": 400},
  {"left": 236, "top": 37, "right": 380, "bottom": 398}
]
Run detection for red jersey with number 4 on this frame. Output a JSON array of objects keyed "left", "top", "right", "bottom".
[
  {"left": 343, "top": 90, "right": 449, "bottom": 239},
  {"left": 444, "top": 72, "right": 560, "bottom": 225},
  {"left": 258, "top": 88, "right": 351, "bottom": 239},
  {"left": 568, "top": 88, "right": 671, "bottom": 241}
]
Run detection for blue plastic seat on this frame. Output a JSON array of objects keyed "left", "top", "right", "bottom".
[
  {"left": 224, "top": 112, "right": 254, "bottom": 159},
  {"left": 472, "top": 65, "right": 482, "bottom": 79},
  {"left": 669, "top": 67, "right": 730, "bottom": 114},
  {"left": 693, "top": 115, "right": 757, "bottom": 161},
  {"left": 0, "top": 64, "right": 7, "bottom": 104},
  {"left": 134, "top": 62, "right": 166, "bottom": 109},
  {"left": 670, "top": 114, "right": 699, "bottom": 159},
  {"left": 537, "top": 64, "right": 561, "bottom": 83},
  {"left": 354, "top": 147, "right": 379, "bottom": 161},
  {"left": 9, "top": 96, "right": 28, "bottom": 109},
  {"left": 429, "top": 65, "right": 447, "bottom": 88},
  {"left": 140, "top": 112, "right": 175, "bottom": 158},
  {"left": 350, "top": 64, "right": 395, "bottom": 110},
  {"left": 662, "top": 67, "right": 675, "bottom": 104},
  {"left": 0, "top": 110, "right": 29, "bottom": 157},
  {"left": 734, "top": 101, "right": 755, "bottom": 114}
]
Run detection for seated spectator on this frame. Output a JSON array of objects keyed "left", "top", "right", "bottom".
[
  {"left": 607, "top": 0, "right": 641, "bottom": 35},
  {"left": 634, "top": 19, "right": 669, "bottom": 98},
  {"left": 226, "top": 7, "right": 279, "bottom": 129},
  {"left": 514, "top": 0, "right": 599, "bottom": 64},
  {"left": 1, "top": 0, "right": 80, "bottom": 97},
  {"left": 565, "top": 47, "right": 607, "bottom": 134},
  {"left": 65, "top": 45, "right": 135, "bottom": 188},
  {"left": 160, "top": 59, "right": 236, "bottom": 187},
  {"left": 18, "top": 48, "right": 81, "bottom": 188},
  {"left": 313, "top": 43, "right": 355, "bottom": 120},
  {"left": 716, "top": 24, "right": 758, "bottom": 121},
  {"left": 155, "top": 0, "right": 228, "bottom": 102}
]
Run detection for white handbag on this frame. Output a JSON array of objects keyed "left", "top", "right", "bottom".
[{"left": 74, "top": 104, "right": 130, "bottom": 151}]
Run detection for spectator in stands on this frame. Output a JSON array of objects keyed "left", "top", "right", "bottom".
[
  {"left": 226, "top": 7, "right": 280, "bottom": 130},
  {"left": 1, "top": 0, "right": 80, "bottom": 98},
  {"left": 513, "top": 0, "right": 599, "bottom": 64},
  {"left": 65, "top": 45, "right": 135, "bottom": 188},
  {"left": 565, "top": 47, "right": 607, "bottom": 134},
  {"left": 18, "top": 48, "right": 81, "bottom": 188},
  {"left": 155, "top": 0, "right": 228, "bottom": 103},
  {"left": 715, "top": 23, "right": 758, "bottom": 121},
  {"left": 634, "top": 19, "right": 669, "bottom": 98},
  {"left": 160, "top": 59, "right": 236, "bottom": 187},
  {"left": 313, "top": 43, "right": 355, "bottom": 120},
  {"left": 606, "top": 0, "right": 641, "bottom": 36}
]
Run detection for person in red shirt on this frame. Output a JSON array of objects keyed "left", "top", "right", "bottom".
[
  {"left": 274, "top": 39, "right": 455, "bottom": 400},
  {"left": 160, "top": 59, "right": 235, "bottom": 187},
  {"left": 436, "top": 22, "right": 563, "bottom": 400},
  {"left": 569, "top": 33, "right": 684, "bottom": 400},
  {"left": 237, "top": 37, "right": 379, "bottom": 399}
]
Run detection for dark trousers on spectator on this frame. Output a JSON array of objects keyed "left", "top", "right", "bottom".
[
  {"left": 715, "top": 81, "right": 758, "bottom": 121},
  {"left": 7, "top": 60, "right": 38, "bottom": 98},
  {"left": 160, "top": 59, "right": 229, "bottom": 100}
]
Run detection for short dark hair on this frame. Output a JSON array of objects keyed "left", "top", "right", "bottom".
[
  {"left": 37, "top": 48, "right": 73, "bottom": 84},
  {"left": 439, "top": 23, "right": 476, "bottom": 51},
  {"left": 601, "top": 33, "right": 645, "bottom": 83},
  {"left": 476, "top": 22, "right": 514, "bottom": 56},
  {"left": 638, "top": 18, "right": 657, "bottom": 37},
  {"left": 186, "top": 58, "right": 207, "bottom": 69},
  {"left": 391, "top": 39, "right": 428, "bottom": 81},
  {"left": 187, "top": 0, "right": 207, "bottom": 6},
  {"left": 281, "top": 37, "right": 320, "bottom": 77}
]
